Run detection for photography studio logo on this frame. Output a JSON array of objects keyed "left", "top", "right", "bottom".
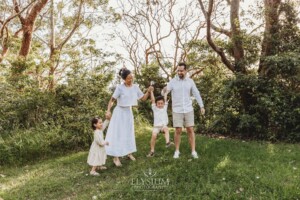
[{"left": 130, "top": 168, "right": 170, "bottom": 191}]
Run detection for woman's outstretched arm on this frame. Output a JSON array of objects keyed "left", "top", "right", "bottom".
[{"left": 140, "top": 86, "right": 154, "bottom": 101}]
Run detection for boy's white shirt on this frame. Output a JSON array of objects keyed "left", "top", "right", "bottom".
[{"left": 152, "top": 103, "right": 168, "bottom": 127}]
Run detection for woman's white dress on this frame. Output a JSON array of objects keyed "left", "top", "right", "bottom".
[
  {"left": 105, "top": 83, "right": 144, "bottom": 157},
  {"left": 87, "top": 120, "right": 109, "bottom": 166}
]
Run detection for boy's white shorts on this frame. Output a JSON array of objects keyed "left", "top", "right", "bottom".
[{"left": 152, "top": 125, "right": 168, "bottom": 134}]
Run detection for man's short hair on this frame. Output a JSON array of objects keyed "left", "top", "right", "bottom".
[{"left": 178, "top": 62, "right": 187, "bottom": 70}]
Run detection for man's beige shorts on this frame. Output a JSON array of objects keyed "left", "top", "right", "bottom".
[{"left": 172, "top": 111, "right": 194, "bottom": 127}]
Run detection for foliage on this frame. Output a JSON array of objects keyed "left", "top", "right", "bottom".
[
  {"left": 1, "top": 0, "right": 300, "bottom": 169},
  {"left": 193, "top": 65, "right": 229, "bottom": 134},
  {"left": 211, "top": 74, "right": 300, "bottom": 141},
  {"left": 0, "top": 65, "right": 114, "bottom": 165},
  {"left": 0, "top": 127, "right": 83, "bottom": 165},
  {"left": 134, "top": 62, "right": 171, "bottom": 122}
]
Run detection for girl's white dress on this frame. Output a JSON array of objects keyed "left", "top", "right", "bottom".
[
  {"left": 87, "top": 120, "right": 109, "bottom": 166},
  {"left": 105, "top": 83, "right": 144, "bottom": 157}
]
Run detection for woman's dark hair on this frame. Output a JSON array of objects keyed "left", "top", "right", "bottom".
[
  {"left": 119, "top": 68, "right": 131, "bottom": 80},
  {"left": 155, "top": 96, "right": 165, "bottom": 103},
  {"left": 91, "top": 118, "right": 100, "bottom": 130}
]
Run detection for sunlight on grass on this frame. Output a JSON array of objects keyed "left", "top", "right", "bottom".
[
  {"left": 0, "top": 152, "right": 85, "bottom": 195},
  {"left": 267, "top": 143, "right": 275, "bottom": 155},
  {"left": 1, "top": 167, "right": 48, "bottom": 192},
  {"left": 215, "top": 155, "right": 231, "bottom": 171}
]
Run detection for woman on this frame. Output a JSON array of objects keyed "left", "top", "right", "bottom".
[{"left": 105, "top": 68, "right": 153, "bottom": 166}]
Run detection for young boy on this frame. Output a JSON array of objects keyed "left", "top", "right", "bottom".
[{"left": 147, "top": 87, "right": 174, "bottom": 157}]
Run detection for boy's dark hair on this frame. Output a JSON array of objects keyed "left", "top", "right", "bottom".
[
  {"left": 178, "top": 62, "right": 187, "bottom": 70},
  {"left": 155, "top": 95, "right": 165, "bottom": 103},
  {"left": 91, "top": 118, "right": 99, "bottom": 130}
]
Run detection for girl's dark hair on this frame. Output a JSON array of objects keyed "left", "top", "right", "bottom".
[
  {"left": 119, "top": 68, "right": 131, "bottom": 80},
  {"left": 91, "top": 118, "right": 99, "bottom": 130},
  {"left": 155, "top": 95, "right": 165, "bottom": 103}
]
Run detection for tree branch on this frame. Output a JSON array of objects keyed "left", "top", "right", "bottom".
[
  {"left": 58, "top": 0, "right": 84, "bottom": 49},
  {"left": 198, "top": 0, "right": 232, "bottom": 37},
  {"left": 0, "top": 0, "right": 36, "bottom": 38},
  {"left": 205, "top": 0, "right": 234, "bottom": 72}
]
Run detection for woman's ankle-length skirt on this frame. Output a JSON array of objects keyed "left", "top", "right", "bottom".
[{"left": 105, "top": 106, "right": 136, "bottom": 157}]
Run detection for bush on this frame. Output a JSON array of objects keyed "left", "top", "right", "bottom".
[
  {"left": 0, "top": 126, "right": 89, "bottom": 165},
  {"left": 210, "top": 74, "right": 300, "bottom": 141},
  {"left": 0, "top": 68, "right": 114, "bottom": 165}
]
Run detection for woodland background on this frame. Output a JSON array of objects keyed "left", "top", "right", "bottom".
[{"left": 0, "top": 0, "right": 299, "bottom": 165}]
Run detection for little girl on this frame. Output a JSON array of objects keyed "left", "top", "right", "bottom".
[{"left": 87, "top": 116, "right": 110, "bottom": 176}]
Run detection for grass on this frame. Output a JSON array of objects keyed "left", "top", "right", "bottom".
[{"left": 0, "top": 126, "right": 300, "bottom": 200}]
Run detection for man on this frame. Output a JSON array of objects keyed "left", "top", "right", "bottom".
[{"left": 166, "top": 62, "right": 205, "bottom": 159}]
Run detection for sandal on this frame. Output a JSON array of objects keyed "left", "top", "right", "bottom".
[
  {"left": 166, "top": 141, "right": 174, "bottom": 148},
  {"left": 98, "top": 166, "right": 107, "bottom": 170},
  {"left": 90, "top": 171, "right": 100, "bottom": 176},
  {"left": 146, "top": 151, "right": 155, "bottom": 157}
]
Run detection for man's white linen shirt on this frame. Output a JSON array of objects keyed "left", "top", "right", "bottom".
[{"left": 167, "top": 76, "right": 204, "bottom": 113}]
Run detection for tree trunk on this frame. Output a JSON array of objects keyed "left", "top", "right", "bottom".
[
  {"left": 230, "top": 0, "right": 246, "bottom": 74},
  {"left": 19, "top": 21, "right": 34, "bottom": 57},
  {"left": 0, "top": 37, "right": 9, "bottom": 62},
  {"left": 16, "top": 0, "right": 49, "bottom": 58},
  {"left": 48, "top": 0, "right": 55, "bottom": 91},
  {"left": 48, "top": 49, "right": 56, "bottom": 91},
  {"left": 258, "top": 0, "right": 281, "bottom": 76}
]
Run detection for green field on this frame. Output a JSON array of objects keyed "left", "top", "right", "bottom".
[{"left": 1, "top": 127, "right": 299, "bottom": 200}]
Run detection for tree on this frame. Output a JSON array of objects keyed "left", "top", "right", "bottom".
[
  {"left": 0, "top": 0, "right": 119, "bottom": 90},
  {"left": 117, "top": 0, "right": 205, "bottom": 79},
  {"left": 198, "top": 0, "right": 247, "bottom": 74},
  {"left": 0, "top": 0, "right": 37, "bottom": 62},
  {"left": 13, "top": 0, "right": 49, "bottom": 58},
  {"left": 258, "top": 0, "right": 281, "bottom": 76},
  {"left": 197, "top": 0, "right": 300, "bottom": 110},
  {"left": 197, "top": 0, "right": 300, "bottom": 139}
]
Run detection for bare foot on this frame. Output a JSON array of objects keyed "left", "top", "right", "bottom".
[
  {"left": 113, "top": 157, "right": 122, "bottom": 167},
  {"left": 127, "top": 154, "right": 136, "bottom": 161}
]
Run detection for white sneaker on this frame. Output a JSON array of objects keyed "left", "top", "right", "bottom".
[
  {"left": 173, "top": 151, "right": 180, "bottom": 159},
  {"left": 191, "top": 151, "right": 199, "bottom": 159}
]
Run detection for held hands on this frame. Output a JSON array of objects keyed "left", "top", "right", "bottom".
[
  {"left": 147, "top": 86, "right": 154, "bottom": 93},
  {"left": 200, "top": 107, "right": 205, "bottom": 116},
  {"left": 162, "top": 86, "right": 167, "bottom": 93},
  {"left": 105, "top": 141, "right": 109, "bottom": 146},
  {"left": 161, "top": 86, "right": 167, "bottom": 96}
]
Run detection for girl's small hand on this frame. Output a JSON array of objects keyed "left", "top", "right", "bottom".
[
  {"left": 105, "top": 111, "right": 111, "bottom": 119},
  {"left": 106, "top": 141, "right": 109, "bottom": 146}
]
